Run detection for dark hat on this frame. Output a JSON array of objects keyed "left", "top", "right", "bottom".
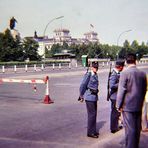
[
  {"left": 115, "top": 60, "right": 125, "bottom": 67},
  {"left": 92, "top": 61, "right": 99, "bottom": 68}
]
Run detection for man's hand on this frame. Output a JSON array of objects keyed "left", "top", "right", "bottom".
[
  {"left": 78, "top": 96, "right": 84, "bottom": 102},
  {"left": 117, "top": 108, "right": 123, "bottom": 112}
]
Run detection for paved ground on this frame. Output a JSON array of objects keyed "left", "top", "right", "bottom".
[{"left": 0, "top": 64, "right": 147, "bottom": 148}]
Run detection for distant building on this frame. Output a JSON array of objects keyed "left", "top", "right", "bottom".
[
  {"left": 32, "top": 28, "right": 100, "bottom": 58},
  {"left": 54, "top": 28, "right": 72, "bottom": 45},
  {"left": 84, "top": 31, "right": 98, "bottom": 43},
  {"left": 140, "top": 54, "right": 148, "bottom": 62}
]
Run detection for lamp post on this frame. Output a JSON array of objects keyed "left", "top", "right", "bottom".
[
  {"left": 43, "top": 16, "right": 64, "bottom": 37},
  {"left": 117, "top": 29, "right": 132, "bottom": 59},
  {"left": 42, "top": 16, "right": 64, "bottom": 59}
]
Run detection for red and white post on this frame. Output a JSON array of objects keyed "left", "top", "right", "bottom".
[{"left": 43, "top": 76, "right": 54, "bottom": 104}]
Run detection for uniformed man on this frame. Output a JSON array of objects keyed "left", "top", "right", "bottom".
[
  {"left": 79, "top": 61, "right": 99, "bottom": 138},
  {"left": 109, "top": 60, "right": 124, "bottom": 133}
]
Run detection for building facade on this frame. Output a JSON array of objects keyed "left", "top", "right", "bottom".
[{"left": 34, "top": 28, "right": 99, "bottom": 57}]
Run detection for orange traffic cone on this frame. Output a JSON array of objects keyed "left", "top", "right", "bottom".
[{"left": 43, "top": 76, "right": 54, "bottom": 104}]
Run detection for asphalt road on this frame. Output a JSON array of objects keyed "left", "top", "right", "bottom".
[{"left": 0, "top": 65, "right": 148, "bottom": 148}]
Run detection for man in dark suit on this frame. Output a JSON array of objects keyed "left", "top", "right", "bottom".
[
  {"left": 116, "top": 53, "right": 147, "bottom": 148},
  {"left": 109, "top": 60, "right": 124, "bottom": 133},
  {"left": 79, "top": 61, "right": 99, "bottom": 138}
]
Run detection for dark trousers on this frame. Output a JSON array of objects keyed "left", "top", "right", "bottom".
[
  {"left": 85, "top": 100, "right": 97, "bottom": 135},
  {"left": 110, "top": 99, "right": 120, "bottom": 131},
  {"left": 122, "top": 111, "right": 142, "bottom": 148}
]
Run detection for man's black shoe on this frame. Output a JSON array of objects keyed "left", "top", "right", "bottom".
[
  {"left": 111, "top": 126, "right": 123, "bottom": 134},
  {"left": 87, "top": 134, "right": 99, "bottom": 138},
  {"left": 111, "top": 129, "right": 119, "bottom": 134},
  {"left": 119, "top": 125, "right": 123, "bottom": 129},
  {"left": 95, "top": 132, "right": 99, "bottom": 136}
]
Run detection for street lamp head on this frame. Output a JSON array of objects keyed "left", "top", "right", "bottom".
[
  {"left": 126, "top": 29, "right": 132, "bottom": 32},
  {"left": 56, "top": 16, "right": 64, "bottom": 20}
]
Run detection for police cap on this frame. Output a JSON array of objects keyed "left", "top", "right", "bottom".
[
  {"left": 92, "top": 61, "right": 99, "bottom": 68},
  {"left": 115, "top": 60, "right": 125, "bottom": 67}
]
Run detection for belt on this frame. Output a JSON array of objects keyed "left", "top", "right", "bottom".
[{"left": 88, "top": 88, "right": 98, "bottom": 95}]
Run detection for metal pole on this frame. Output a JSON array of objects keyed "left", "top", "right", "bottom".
[
  {"left": 117, "top": 29, "right": 132, "bottom": 59},
  {"left": 42, "top": 16, "right": 64, "bottom": 59},
  {"left": 43, "top": 16, "right": 64, "bottom": 37}
]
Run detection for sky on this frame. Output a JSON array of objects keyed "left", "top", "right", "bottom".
[{"left": 0, "top": 0, "right": 148, "bottom": 45}]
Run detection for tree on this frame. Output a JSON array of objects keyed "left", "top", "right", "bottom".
[
  {"left": 87, "top": 43, "right": 102, "bottom": 58},
  {"left": 118, "top": 40, "right": 131, "bottom": 59},
  {"left": 98, "top": 44, "right": 109, "bottom": 58},
  {"left": 62, "top": 41, "right": 68, "bottom": 49},
  {"left": 130, "top": 40, "right": 139, "bottom": 54},
  {"left": 48, "top": 44, "right": 61, "bottom": 57},
  {"left": 0, "top": 29, "right": 24, "bottom": 61},
  {"left": 23, "top": 37, "right": 41, "bottom": 61},
  {"left": 137, "top": 42, "right": 148, "bottom": 59},
  {"left": 48, "top": 40, "right": 148, "bottom": 61}
]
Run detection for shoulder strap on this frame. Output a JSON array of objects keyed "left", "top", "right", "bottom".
[
  {"left": 87, "top": 71, "right": 91, "bottom": 78},
  {"left": 86, "top": 72, "right": 91, "bottom": 85}
]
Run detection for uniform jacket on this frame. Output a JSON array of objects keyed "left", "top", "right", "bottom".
[
  {"left": 109, "top": 68, "right": 120, "bottom": 100},
  {"left": 79, "top": 71, "right": 99, "bottom": 101},
  {"left": 116, "top": 65, "right": 147, "bottom": 112}
]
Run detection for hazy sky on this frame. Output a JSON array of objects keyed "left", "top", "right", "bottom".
[{"left": 0, "top": 0, "right": 148, "bottom": 45}]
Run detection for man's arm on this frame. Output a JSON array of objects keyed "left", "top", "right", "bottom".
[
  {"left": 107, "top": 63, "right": 112, "bottom": 101},
  {"left": 79, "top": 72, "right": 91, "bottom": 99},
  {"left": 109, "top": 73, "right": 119, "bottom": 92},
  {"left": 116, "top": 72, "right": 127, "bottom": 110}
]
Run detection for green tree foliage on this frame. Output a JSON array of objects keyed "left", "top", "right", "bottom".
[
  {"left": 0, "top": 29, "right": 24, "bottom": 61},
  {"left": 130, "top": 40, "right": 139, "bottom": 53},
  {"left": 0, "top": 29, "right": 41, "bottom": 62},
  {"left": 137, "top": 42, "right": 148, "bottom": 59},
  {"left": 48, "top": 44, "right": 61, "bottom": 57},
  {"left": 23, "top": 37, "right": 41, "bottom": 61},
  {"left": 109, "top": 45, "right": 119, "bottom": 59},
  {"left": 62, "top": 41, "right": 69, "bottom": 49},
  {"left": 1, "top": 29, "right": 148, "bottom": 62},
  {"left": 119, "top": 40, "right": 132, "bottom": 59},
  {"left": 119, "top": 40, "right": 148, "bottom": 59},
  {"left": 47, "top": 40, "right": 148, "bottom": 61},
  {"left": 88, "top": 43, "right": 102, "bottom": 58}
]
